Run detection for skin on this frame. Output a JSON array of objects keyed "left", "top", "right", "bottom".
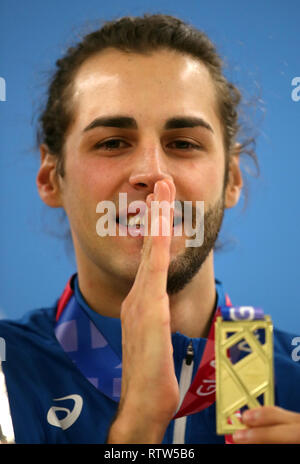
[{"left": 37, "top": 48, "right": 300, "bottom": 443}]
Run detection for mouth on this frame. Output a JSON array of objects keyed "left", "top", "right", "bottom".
[{"left": 116, "top": 213, "right": 183, "bottom": 236}]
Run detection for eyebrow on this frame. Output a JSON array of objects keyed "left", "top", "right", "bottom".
[{"left": 83, "top": 115, "right": 214, "bottom": 133}]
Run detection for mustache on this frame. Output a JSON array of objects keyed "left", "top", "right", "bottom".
[{"left": 114, "top": 197, "right": 201, "bottom": 219}]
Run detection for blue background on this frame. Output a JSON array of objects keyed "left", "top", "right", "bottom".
[{"left": 0, "top": 0, "right": 299, "bottom": 333}]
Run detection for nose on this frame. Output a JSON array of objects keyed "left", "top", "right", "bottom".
[{"left": 128, "top": 143, "right": 173, "bottom": 193}]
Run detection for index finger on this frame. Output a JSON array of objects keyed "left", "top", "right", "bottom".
[
  {"left": 242, "top": 406, "right": 300, "bottom": 427},
  {"left": 132, "top": 179, "right": 175, "bottom": 295}
]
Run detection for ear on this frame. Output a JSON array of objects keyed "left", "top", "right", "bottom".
[
  {"left": 224, "top": 143, "right": 243, "bottom": 209},
  {"left": 36, "top": 144, "right": 63, "bottom": 208}
]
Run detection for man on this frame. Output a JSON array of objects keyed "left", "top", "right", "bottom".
[{"left": 1, "top": 13, "right": 300, "bottom": 444}]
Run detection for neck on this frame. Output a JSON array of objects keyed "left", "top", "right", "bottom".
[
  {"left": 168, "top": 255, "right": 217, "bottom": 338},
  {"left": 76, "top": 251, "right": 217, "bottom": 339}
]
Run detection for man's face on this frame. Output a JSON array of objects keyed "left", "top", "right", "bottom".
[{"left": 57, "top": 48, "right": 234, "bottom": 292}]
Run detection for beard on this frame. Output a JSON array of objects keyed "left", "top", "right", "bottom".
[{"left": 166, "top": 194, "right": 225, "bottom": 295}]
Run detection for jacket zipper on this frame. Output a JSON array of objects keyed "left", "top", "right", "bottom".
[{"left": 172, "top": 340, "right": 194, "bottom": 444}]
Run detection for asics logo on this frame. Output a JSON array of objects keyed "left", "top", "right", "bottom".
[{"left": 47, "top": 394, "right": 83, "bottom": 430}]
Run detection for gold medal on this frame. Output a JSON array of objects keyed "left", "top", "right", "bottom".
[{"left": 215, "top": 311, "right": 274, "bottom": 435}]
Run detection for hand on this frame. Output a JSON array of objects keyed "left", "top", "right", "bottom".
[
  {"left": 233, "top": 406, "right": 300, "bottom": 444},
  {"left": 107, "top": 179, "right": 179, "bottom": 444}
]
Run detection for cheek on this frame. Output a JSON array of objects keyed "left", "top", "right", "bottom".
[
  {"left": 204, "top": 168, "right": 224, "bottom": 198},
  {"left": 61, "top": 160, "right": 118, "bottom": 239},
  {"left": 69, "top": 157, "right": 118, "bottom": 203},
  {"left": 180, "top": 160, "right": 225, "bottom": 202}
]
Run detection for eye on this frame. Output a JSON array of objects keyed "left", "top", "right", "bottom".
[
  {"left": 168, "top": 140, "right": 203, "bottom": 150},
  {"left": 93, "top": 138, "right": 203, "bottom": 152},
  {"left": 93, "top": 138, "right": 129, "bottom": 151}
]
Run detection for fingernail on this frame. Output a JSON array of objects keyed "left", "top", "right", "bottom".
[
  {"left": 146, "top": 193, "right": 154, "bottom": 207},
  {"left": 233, "top": 429, "right": 249, "bottom": 442},
  {"left": 154, "top": 182, "right": 160, "bottom": 197},
  {"left": 243, "top": 409, "right": 260, "bottom": 423}
]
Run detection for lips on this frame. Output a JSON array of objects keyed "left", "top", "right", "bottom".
[
  {"left": 115, "top": 198, "right": 184, "bottom": 233},
  {"left": 116, "top": 211, "right": 183, "bottom": 228},
  {"left": 117, "top": 213, "right": 146, "bottom": 227},
  {"left": 117, "top": 202, "right": 147, "bottom": 225}
]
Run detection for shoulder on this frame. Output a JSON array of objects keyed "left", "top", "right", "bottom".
[
  {"left": 0, "top": 304, "right": 58, "bottom": 357},
  {"left": 273, "top": 327, "right": 300, "bottom": 412},
  {"left": 273, "top": 326, "right": 300, "bottom": 360}
]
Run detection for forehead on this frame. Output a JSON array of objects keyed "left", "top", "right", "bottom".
[{"left": 71, "top": 47, "right": 220, "bottom": 132}]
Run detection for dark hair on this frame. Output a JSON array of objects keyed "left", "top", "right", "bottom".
[{"left": 36, "top": 13, "right": 258, "bottom": 182}]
